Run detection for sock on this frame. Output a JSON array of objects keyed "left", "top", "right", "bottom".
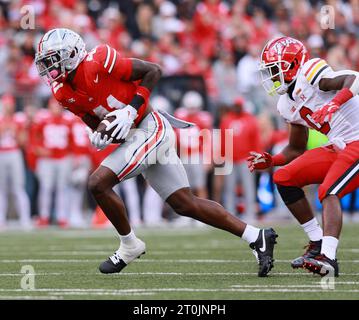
[
  {"left": 321, "top": 236, "right": 338, "bottom": 260},
  {"left": 242, "top": 225, "right": 260, "bottom": 244},
  {"left": 301, "top": 218, "right": 323, "bottom": 241},
  {"left": 120, "top": 230, "right": 138, "bottom": 247}
]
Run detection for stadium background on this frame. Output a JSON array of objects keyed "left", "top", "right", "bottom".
[{"left": 0, "top": 0, "right": 358, "bottom": 229}]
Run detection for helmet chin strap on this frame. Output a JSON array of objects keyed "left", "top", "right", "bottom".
[
  {"left": 276, "top": 83, "right": 288, "bottom": 95},
  {"left": 275, "top": 66, "right": 289, "bottom": 95}
]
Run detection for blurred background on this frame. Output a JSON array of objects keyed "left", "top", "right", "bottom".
[{"left": 0, "top": 0, "right": 358, "bottom": 230}]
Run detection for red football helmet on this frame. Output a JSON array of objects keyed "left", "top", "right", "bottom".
[{"left": 259, "top": 36, "right": 309, "bottom": 95}]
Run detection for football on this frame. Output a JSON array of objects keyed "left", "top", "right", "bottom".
[{"left": 96, "top": 116, "right": 125, "bottom": 144}]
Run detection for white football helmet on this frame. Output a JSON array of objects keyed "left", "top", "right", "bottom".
[{"left": 35, "top": 28, "right": 87, "bottom": 84}]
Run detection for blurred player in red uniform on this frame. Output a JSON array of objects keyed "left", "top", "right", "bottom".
[
  {"left": 248, "top": 37, "right": 359, "bottom": 276},
  {"left": 220, "top": 97, "right": 262, "bottom": 221},
  {"left": 23, "top": 104, "right": 41, "bottom": 218},
  {"left": 175, "top": 91, "right": 213, "bottom": 199},
  {"left": 34, "top": 98, "right": 73, "bottom": 227},
  {"left": 69, "top": 114, "right": 92, "bottom": 227},
  {"left": 0, "top": 94, "right": 31, "bottom": 229},
  {"left": 35, "top": 28, "right": 277, "bottom": 277}
]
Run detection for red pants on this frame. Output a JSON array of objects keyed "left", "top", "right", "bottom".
[{"left": 273, "top": 141, "right": 359, "bottom": 202}]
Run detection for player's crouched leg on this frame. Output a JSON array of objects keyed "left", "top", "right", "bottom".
[
  {"left": 166, "top": 187, "right": 236, "bottom": 230},
  {"left": 273, "top": 167, "right": 306, "bottom": 207},
  {"left": 166, "top": 188, "right": 278, "bottom": 277},
  {"left": 273, "top": 168, "right": 323, "bottom": 269},
  {"left": 88, "top": 166, "right": 146, "bottom": 274},
  {"left": 87, "top": 168, "right": 109, "bottom": 197}
]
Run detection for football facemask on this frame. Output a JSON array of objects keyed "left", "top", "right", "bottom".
[
  {"left": 259, "top": 60, "right": 291, "bottom": 96},
  {"left": 35, "top": 50, "right": 69, "bottom": 84},
  {"left": 35, "top": 28, "right": 87, "bottom": 85}
]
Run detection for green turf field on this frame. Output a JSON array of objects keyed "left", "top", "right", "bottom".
[{"left": 0, "top": 223, "right": 358, "bottom": 300}]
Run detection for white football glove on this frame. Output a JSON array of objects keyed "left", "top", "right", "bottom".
[
  {"left": 105, "top": 105, "right": 138, "bottom": 141},
  {"left": 85, "top": 127, "right": 113, "bottom": 150}
]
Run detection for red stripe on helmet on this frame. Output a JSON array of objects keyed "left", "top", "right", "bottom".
[{"left": 38, "top": 35, "right": 45, "bottom": 53}]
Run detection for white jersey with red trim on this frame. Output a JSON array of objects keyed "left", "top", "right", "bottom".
[{"left": 277, "top": 58, "right": 359, "bottom": 149}]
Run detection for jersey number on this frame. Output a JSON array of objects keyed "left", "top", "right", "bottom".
[
  {"left": 44, "top": 125, "right": 69, "bottom": 149},
  {"left": 299, "top": 106, "right": 330, "bottom": 135},
  {"left": 72, "top": 123, "right": 88, "bottom": 147}
]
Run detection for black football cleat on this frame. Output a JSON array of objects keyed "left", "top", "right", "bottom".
[
  {"left": 99, "top": 251, "right": 127, "bottom": 274},
  {"left": 303, "top": 254, "right": 339, "bottom": 277},
  {"left": 291, "top": 240, "right": 322, "bottom": 269},
  {"left": 99, "top": 240, "right": 146, "bottom": 274},
  {"left": 249, "top": 228, "right": 278, "bottom": 277}
]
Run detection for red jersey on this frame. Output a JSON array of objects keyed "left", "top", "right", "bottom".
[
  {"left": 220, "top": 111, "right": 262, "bottom": 163},
  {"left": 193, "top": 1, "right": 229, "bottom": 58},
  {"left": 34, "top": 110, "right": 73, "bottom": 159},
  {"left": 69, "top": 114, "right": 92, "bottom": 156},
  {"left": 23, "top": 110, "right": 44, "bottom": 171},
  {"left": 174, "top": 108, "right": 213, "bottom": 157},
  {"left": 0, "top": 112, "right": 26, "bottom": 152},
  {"left": 52, "top": 44, "right": 147, "bottom": 125}
]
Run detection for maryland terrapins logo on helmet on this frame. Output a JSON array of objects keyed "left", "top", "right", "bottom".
[{"left": 259, "top": 36, "right": 309, "bottom": 95}]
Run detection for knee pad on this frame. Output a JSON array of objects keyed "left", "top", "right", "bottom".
[{"left": 276, "top": 184, "right": 305, "bottom": 205}]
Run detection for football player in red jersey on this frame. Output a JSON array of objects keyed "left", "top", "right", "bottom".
[
  {"left": 34, "top": 98, "right": 73, "bottom": 228},
  {"left": 175, "top": 91, "right": 213, "bottom": 199},
  {"left": 0, "top": 95, "right": 31, "bottom": 229},
  {"left": 247, "top": 36, "right": 359, "bottom": 277},
  {"left": 69, "top": 114, "right": 93, "bottom": 227},
  {"left": 35, "top": 28, "right": 277, "bottom": 276}
]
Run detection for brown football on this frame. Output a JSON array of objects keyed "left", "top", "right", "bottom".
[{"left": 96, "top": 116, "right": 125, "bottom": 144}]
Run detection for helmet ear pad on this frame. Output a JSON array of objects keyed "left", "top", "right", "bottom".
[
  {"left": 64, "top": 50, "right": 75, "bottom": 70},
  {"left": 65, "top": 63, "right": 73, "bottom": 70},
  {"left": 290, "top": 58, "right": 299, "bottom": 70},
  {"left": 284, "top": 57, "right": 300, "bottom": 82},
  {"left": 65, "top": 47, "right": 81, "bottom": 70}
]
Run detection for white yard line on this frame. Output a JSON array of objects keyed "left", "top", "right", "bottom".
[
  {"left": 3, "top": 249, "right": 359, "bottom": 255},
  {"left": 0, "top": 295, "right": 63, "bottom": 300},
  {"left": 0, "top": 250, "right": 212, "bottom": 256},
  {"left": 1, "top": 258, "right": 359, "bottom": 263},
  {"left": 231, "top": 283, "right": 359, "bottom": 288},
  {"left": 0, "top": 288, "right": 358, "bottom": 295},
  {"left": 1, "top": 272, "right": 359, "bottom": 277},
  {"left": 2, "top": 246, "right": 359, "bottom": 253}
]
